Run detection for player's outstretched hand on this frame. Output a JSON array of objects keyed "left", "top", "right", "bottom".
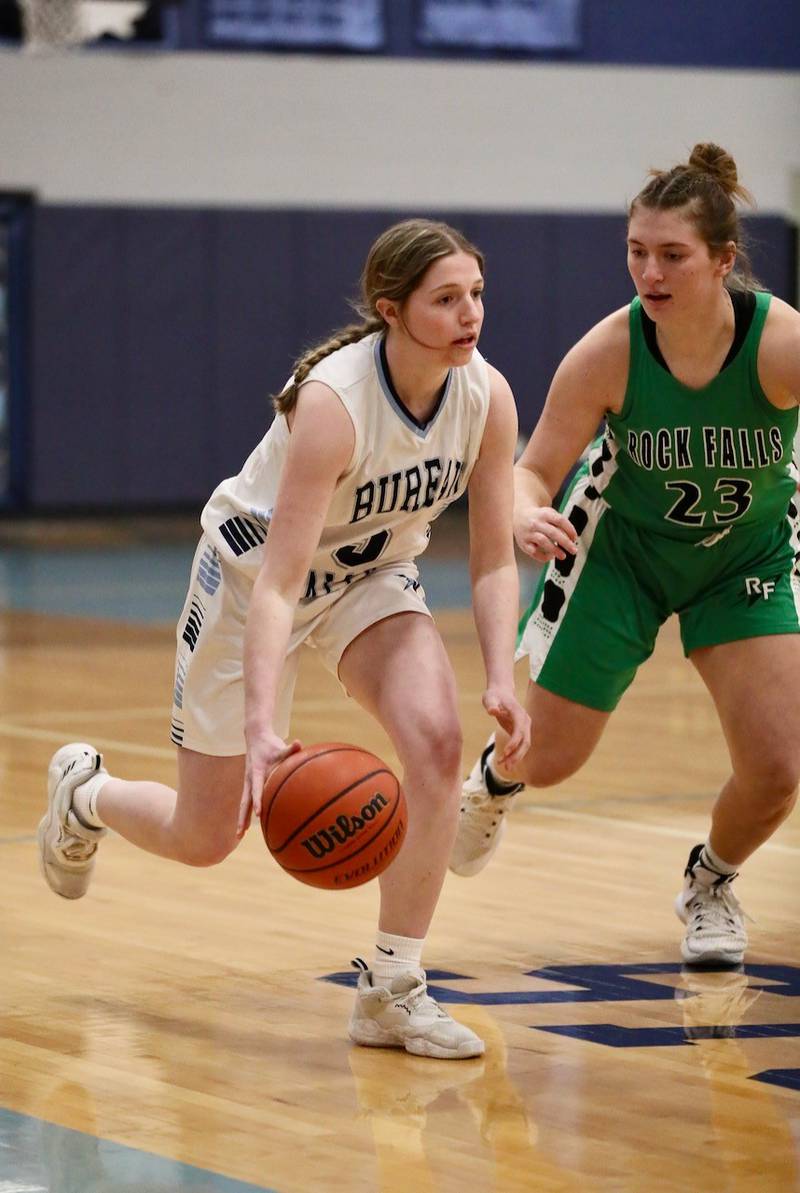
[
  {"left": 514, "top": 506, "right": 578, "bottom": 563},
  {"left": 482, "top": 687, "right": 531, "bottom": 769},
  {"left": 238, "top": 731, "right": 302, "bottom": 838}
]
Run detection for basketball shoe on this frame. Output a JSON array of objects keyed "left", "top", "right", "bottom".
[
  {"left": 674, "top": 844, "right": 748, "bottom": 966},
  {"left": 348, "top": 959, "right": 485, "bottom": 1060},
  {"left": 449, "top": 740, "right": 523, "bottom": 877},
  {"left": 38, "top": 743, "right": 108, "bottom": 899}
]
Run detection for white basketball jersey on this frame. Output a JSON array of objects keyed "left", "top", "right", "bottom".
[{"left": 201, "top": 332, "right": 491, "bottom": 602}]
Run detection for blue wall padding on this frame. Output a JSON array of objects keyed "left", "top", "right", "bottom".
[{"left": 28, "top": 205, "right": 796, "bottom": 510}]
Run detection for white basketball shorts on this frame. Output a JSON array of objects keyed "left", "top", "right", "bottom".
[{"left": 170, "top": 535, "right": 431, "bottom": 755}]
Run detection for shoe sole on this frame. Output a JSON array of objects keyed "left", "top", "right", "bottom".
[
  {"left": 405, "top": 1036, "right": 485, "bottom": 1060},
  {"left": 449, "top": 817, "right": 507, "bottom": 878},
  {"left": 680, "top": 942, "right": 745, "bottom": 967},
  {"left": 349, "top": 1022, "right": 485, "bottom": 1060},
  {"left": 38, "top": 743, "right": 102, "bottom": 900},
  {"left": 36, "top": 816, "right": 87, "bottom": 897},
  {"left": 350, "top": 1033, "right": 484, "bottom": 1060}
]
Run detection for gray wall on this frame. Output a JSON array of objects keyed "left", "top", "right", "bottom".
[
  {"left": 3, "top": 54, "right": 798, "bottom": 212},
  {"left": 2, "top": 48, "right": 798, "bottom": 509}
]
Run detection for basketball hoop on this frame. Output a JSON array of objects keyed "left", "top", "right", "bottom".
[
  {"left": 19, "top": 0, "right": 150, "bottom": 50},
  {"left": 19, "top": 0, "right": 84, "bottom": 50}
]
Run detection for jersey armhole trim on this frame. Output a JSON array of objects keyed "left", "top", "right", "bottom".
[
  {"left": 614, "top": 298, "right": 640, "bottom": 423},
  {"left": 749, "top": 292, "right": 795, "bottom": 419}
]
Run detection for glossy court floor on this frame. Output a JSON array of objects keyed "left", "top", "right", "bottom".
[{"left": 1, "top": 513, "right": 799, "bottom": 1192}]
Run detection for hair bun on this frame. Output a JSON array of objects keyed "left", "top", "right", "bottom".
[{"left": 688, "top": 142, "right": 739, "bottom": 195}]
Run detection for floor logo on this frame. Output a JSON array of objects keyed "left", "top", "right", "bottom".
[{"left": 322, "top": 961, "right": 800, "bottom": 1093}]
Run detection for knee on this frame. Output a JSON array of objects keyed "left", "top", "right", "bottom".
[
  {"left": 749, "top": 757, "right": 800, "bottom": 810},
  {"left": 401, "top": 716, "right": 464, "bottom": 786},
  {"left": 176, "top": 828, "right": 239, "bottom": 868},
  {"left": 426, "top": 718, "right": 465, "bottom": 782}
]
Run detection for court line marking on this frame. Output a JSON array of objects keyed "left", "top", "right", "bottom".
[
  {"left": 522, "top": 803, "right": 800, "bottom": 856},
  {"left": 0, "top": 698, "right": 342, "bottom": 725},
  {"left": 1, "top": 706, "right": 170, "bottom": 724},
  {"left": 0, "top": 723, "right": 176, "bottom": 760},
  {"left": 4, "top": 722, "right": 796, "bottom": 857}
]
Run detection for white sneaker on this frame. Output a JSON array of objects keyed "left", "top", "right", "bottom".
[
  {"left": 449, "top": 743, "right": 523, "bottom": 877},
  {"left": 675, "top": 846, "right": 748, "bottom": 966},
  {"left": 348, "top": 960, "right": 485, "bottom": 1060},
  {"left": 38, "top": 743, "right": 108, "bottom": 900}
]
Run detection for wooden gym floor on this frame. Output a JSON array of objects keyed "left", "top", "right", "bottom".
[{"left": 1, "top": 515, "right": 799, "bottom": 1192}]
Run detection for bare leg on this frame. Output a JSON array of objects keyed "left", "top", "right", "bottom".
[
  {"left": 339, "top": 612, "right": 463, "bottom": 938},
  {"left": 96, "top": 749, "right": 244, "bottom": 866},
  {"left": 451, "top": 681, "right": 612, "bottom": 878},
  {"left": 691, "top": 635, "right": 800, "bottom": 866},
  {"left": 341, "top": 612, "right": 487, "bottom": 1055},
  {"left": 492, "top": 682, "right": 610, "bottom": 788}
]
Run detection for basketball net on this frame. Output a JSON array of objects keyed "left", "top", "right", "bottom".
[{"left": 19, "top": 0, "right": 84, "bottom": 50}]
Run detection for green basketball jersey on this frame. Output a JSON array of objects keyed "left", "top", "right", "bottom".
[{"left": 603, "top": 291, "right": 798, "bottom": 543}]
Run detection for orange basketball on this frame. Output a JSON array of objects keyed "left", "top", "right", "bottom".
[{"left": 260, "top": 742, "right": 407, "bottom": 889}]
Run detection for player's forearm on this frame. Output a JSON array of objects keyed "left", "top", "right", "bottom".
[
  {"left": 470, "top": 561, "right": 520, "bottom": 691},
  {"left": 514, "top": 461, "right": 554, "bottom": 514},
  {"left": 243, "top": 578, "right": 297, "bottom": 735}
]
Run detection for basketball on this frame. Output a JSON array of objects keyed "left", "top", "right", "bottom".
[{"left": 260, "top": 742, "right": 408, "bottom": 890}]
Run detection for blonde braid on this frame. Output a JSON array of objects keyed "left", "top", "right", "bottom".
[{"left": 273, "top": 317, "right": 384, "bottom": 415}]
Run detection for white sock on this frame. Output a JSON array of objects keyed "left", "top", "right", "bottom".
[
  {"left": 72, "top": 772, "right": 111, "bottom": 830},
  {"left": 693, "top": 842, "right": 738, "bottom": 887},
  {"left": 372, "top": 931, "right": 424, "bottom": 985}
]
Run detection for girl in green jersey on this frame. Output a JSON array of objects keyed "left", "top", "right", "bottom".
[{"left": 452, "top": 143, "right": 800, "bottom": 968}]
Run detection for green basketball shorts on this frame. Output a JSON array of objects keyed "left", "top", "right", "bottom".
[{"left": 517, "top": 469, "right": 800, "bottom": 712}]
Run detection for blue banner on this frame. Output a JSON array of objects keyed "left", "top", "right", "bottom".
[
  {"left": 205, "top": 0, "right": 385, "bottom": 49},
  {"left": 0, "top": 196, "right": 30, "bottom": 509},
  {"left": 417, "top": 0, "right": 581, "bottom": 50},
  {"left": 0, "top": 221, "right": 8, "bottom": 502}
]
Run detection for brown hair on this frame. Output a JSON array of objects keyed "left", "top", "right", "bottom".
[
  {"left": 629, "top": 142, "right": 759, "bottom": 291},
  {"left": 273, "top": 218, "right": 484, "bottom": 414}
]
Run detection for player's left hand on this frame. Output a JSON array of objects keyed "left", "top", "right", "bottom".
[
  {"left": 482, "top": 687, "right": 531, "bottom": 769},
  {"left": 239, "top": 731, "right": 302, "bottom": 839}
]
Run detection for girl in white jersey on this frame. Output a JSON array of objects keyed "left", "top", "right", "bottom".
[
  {"left": 452, "top": 145, "right": 800, "bottom": 968},
  {"left": 38, "top": 219, "right": 530, "bottom": 1061}
]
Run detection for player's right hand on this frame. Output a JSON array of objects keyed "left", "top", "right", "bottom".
[
  {"left": 238, "top": 731, "right": 302, "bottom": 839},
  {"left": 514, "top": 506, "right": 578, "bottom": 563}
]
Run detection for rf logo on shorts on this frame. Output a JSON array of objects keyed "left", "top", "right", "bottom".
[{"left": 745, "top": 576, "right": 777, "bottom": 603}]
